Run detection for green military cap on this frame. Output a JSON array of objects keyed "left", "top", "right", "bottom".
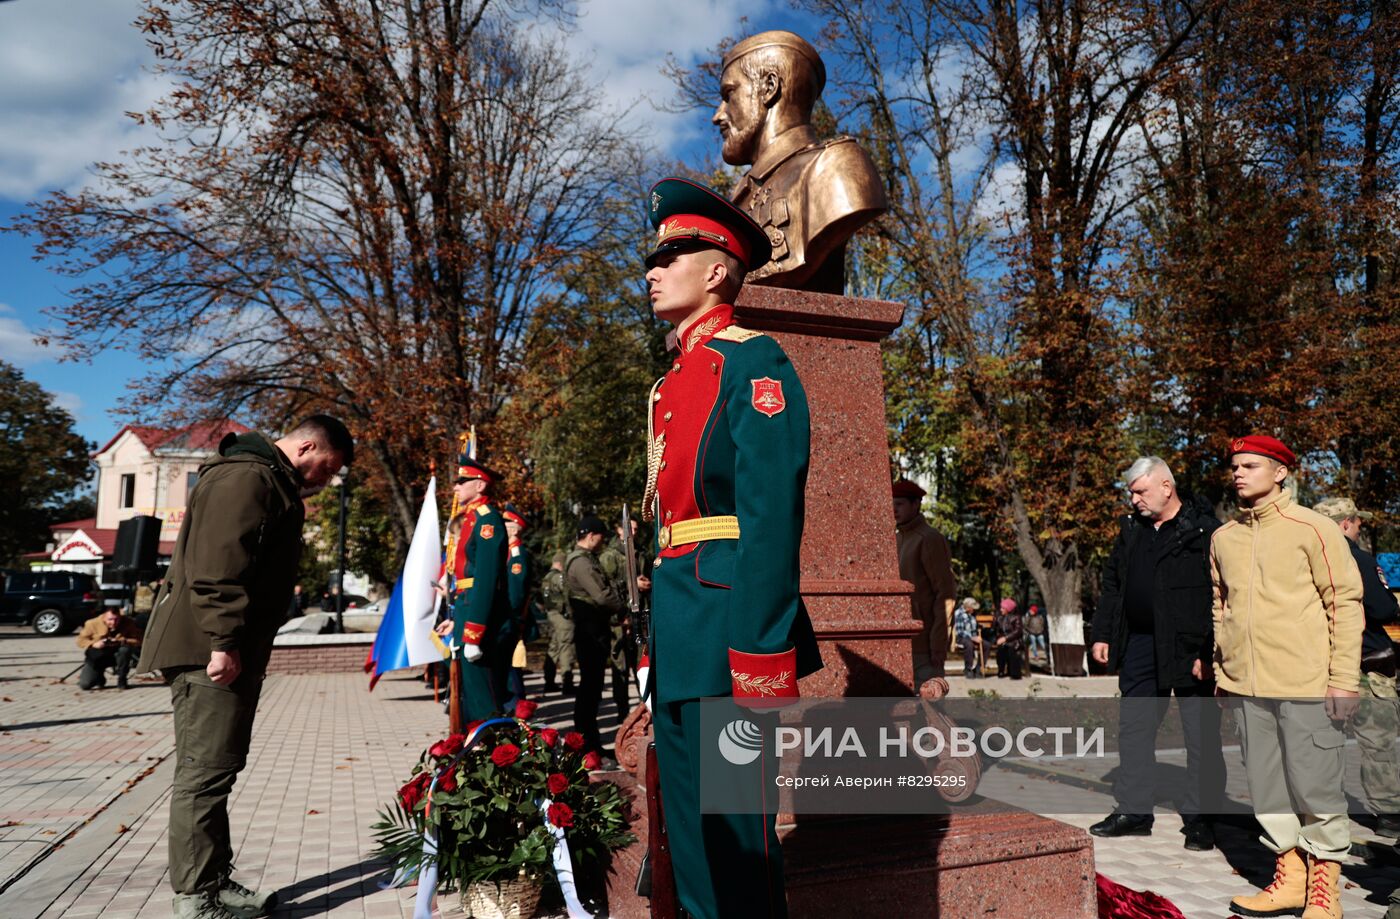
[{"left": 646, "top": 177, "right": 772, "bottom": 272}]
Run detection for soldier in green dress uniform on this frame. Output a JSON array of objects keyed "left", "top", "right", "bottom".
[
  {"left": 433, "top": 456, "right": 512, "bottom": 721},
  {"left": 641, "top": 177, "right": 823, "bottom": 918},
  {"left": 501, "top": 503, "right": 532, "bottom": 709}
]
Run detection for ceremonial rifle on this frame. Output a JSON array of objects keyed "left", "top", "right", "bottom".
[{"left": 622, "top": 503, "right": 677, "bottom": 917}]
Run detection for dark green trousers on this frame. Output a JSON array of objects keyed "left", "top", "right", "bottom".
[
  {"left": 456, "top": 651, "right": 506, "bottom": 722},
  {"left": 652, "top": 699, "right": 787, "bottom": 919},
  {"left": 167, "top": 668, "right": 262, "bottom": 895}
]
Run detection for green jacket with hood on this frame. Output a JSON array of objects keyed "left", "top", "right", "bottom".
[{"left": 137, "top": 431, "right": 306, "bottom": 678}]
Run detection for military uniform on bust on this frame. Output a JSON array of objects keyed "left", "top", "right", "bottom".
[
  {"left": 642, "top": 177, "right": 823, "bottom": 919},
  {"left": 715, "top": 31, "right": 886, "bottom": 293},
  {"left": 439, "top": 457, "right": 512, "bottom": 721}
]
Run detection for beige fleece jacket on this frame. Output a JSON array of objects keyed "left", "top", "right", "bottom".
[{"left": 1210, "top": 489, "right": 1364, "bottom": 696}]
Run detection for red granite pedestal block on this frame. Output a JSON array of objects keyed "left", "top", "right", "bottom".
[
  {"left": 783, "top": 810, "right": 1098, "bottom": 918},
  {"left": 733, "top": 285, "right": 921, "bottom": 695},
  {"left": 604, "top": 777, "right": 1096, "bottom": 919}
]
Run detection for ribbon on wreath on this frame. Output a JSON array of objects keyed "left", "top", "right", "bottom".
[{"left": 540, "top": 795, "right": 591, "bottom": 918}]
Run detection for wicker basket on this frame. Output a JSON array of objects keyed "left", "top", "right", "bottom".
[{"left": 462, "top": 873, "right": 544, "bottom": 919}]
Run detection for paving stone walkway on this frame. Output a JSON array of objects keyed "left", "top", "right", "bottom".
[{"left": 1, "top": 631, "right": 1396, "bottom": 917}]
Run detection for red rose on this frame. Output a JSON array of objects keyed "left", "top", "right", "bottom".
[
  {"left": 583, "top": 751, "right": 601, "bottom": 771},
  {"left": 539, "top": 728, "right": 559, "bottom": 748},
  {"left": 547, "top": 772, "right": 568, "bottom": 795},
  {"left": 491, "top": 743, "right": 521, "bottom": 767},
  {"left": 399, "top": 772, "right": 431, "bottom": 811},
  {"left": 429, "top": 733, "right": 466, "bottom": 759},
  {"left": 515, "top": 699, "right": 539, "bottom": 720},
  {"left": 437, "top": 767, "right": 459, "bottom": 793},
  {"left": 563, "top": 732, "right": 585, "bottom": 751},
  {"left": 547, "top": 802, "right": 574, "bottom": 828}
]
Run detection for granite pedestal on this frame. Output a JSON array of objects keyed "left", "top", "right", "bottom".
[{"left": 607, "top": 286, "right": 1097, "bottom": 917}]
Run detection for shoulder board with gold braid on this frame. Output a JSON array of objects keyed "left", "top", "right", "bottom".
[
  {"left": 475, "top": 504, "right": 492, "bottom": 516},
  {"left": 711, "top": 325, "right": 765, "bottom": 343}
]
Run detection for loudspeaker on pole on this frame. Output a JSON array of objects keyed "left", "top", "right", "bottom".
[{"left": 113, "top": 515, "right": 162, "bottom": 574}]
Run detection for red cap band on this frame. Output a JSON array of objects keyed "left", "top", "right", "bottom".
[{"left": 654, "top": 213, "right": 751, "bottom": 269}]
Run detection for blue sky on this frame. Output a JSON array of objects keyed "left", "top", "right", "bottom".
[{"left": 0, "top": 0, "right": 817, "bottom": 445}]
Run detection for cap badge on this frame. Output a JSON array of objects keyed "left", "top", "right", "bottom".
[
  {"left": 651, "top": 191, "right": 661, "bottom": 213},
  {"left": 750, "top": 377, "right": 786, "bottom": 417}
]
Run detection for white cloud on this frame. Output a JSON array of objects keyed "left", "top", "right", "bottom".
[
  {"left": 0, "top": 0, "right": 763, "bottom": 199},
  {"left": 0, "top": 302, "right": 59, "bottom": 365},
  {"left": 49, "top": 388, "right": 84, "bottom": 419},
  {"left": 0, "top": 0, "right": 166, "bottom": 199},
  {"left": 558, "top": 0, "right": 771, "bottom": 150}
]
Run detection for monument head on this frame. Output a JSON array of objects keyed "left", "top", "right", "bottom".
[
  {"left": 715, "top": 31, "right": 887, "bottom": 293},
  {"left": 715, "top": 31, "right": 826, "bottom": 167}
]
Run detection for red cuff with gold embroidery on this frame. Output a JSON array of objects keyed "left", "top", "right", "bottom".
[
  {"left": 728, "top": 648, "right": 798, "bottom": 700},
  {"left": 460, "top": 622, "right": 486, "bottom": 647}
]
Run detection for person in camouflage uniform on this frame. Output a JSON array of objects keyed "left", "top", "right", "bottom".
[{"left": 539, "top": 551, "right": 573, "bottom": 695}]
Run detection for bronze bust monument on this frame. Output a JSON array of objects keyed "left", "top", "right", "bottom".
[{"left": 715, "top": 31, "right": 888, "bottom": 293}]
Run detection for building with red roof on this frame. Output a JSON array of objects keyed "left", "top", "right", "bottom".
[{"left": 33, "top": 420, "right": 248, "bottom": 582}]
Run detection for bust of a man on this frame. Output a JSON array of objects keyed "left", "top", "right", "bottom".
[{"left": 715, "top": 31, "right": 887, "bottom": 293}]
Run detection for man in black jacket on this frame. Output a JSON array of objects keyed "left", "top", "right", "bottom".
[{"left": 1089, "top": 456, "right": 1225, "bottom": 850}]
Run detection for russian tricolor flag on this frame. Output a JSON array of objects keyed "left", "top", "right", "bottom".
[{"left": 367, "top": 476, "right": 445, "bottom": 688}]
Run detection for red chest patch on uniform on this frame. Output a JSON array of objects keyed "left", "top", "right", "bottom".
[
  {"left": 480, "top": 525, "right": 495, "bottom": 540},
  {"left": 511, "top": 563, "right": 522, "bottom": 575},
  {"left": 750, "top": 377, "right": 786, "bottom": 417}
]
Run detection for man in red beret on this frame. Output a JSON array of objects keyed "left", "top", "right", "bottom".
[
  {"left": 893, "top": 479, "right": 957, "bottom": 683},
  {"left": 1210, "top": 435, "right": 1363, "bottom": 919}
]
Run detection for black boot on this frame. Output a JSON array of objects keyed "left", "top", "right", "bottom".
[
  {"left": 561, "top": 673, "right": 575, "bottom": 696},
  {"left": 1089, "top": 813, "right": 1153, "bottom": 837},
  {"left": 1182, "top": 818, "right": 1214, "bottom": 851}
]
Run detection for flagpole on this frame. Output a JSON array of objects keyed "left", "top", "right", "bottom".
[{"left": 445, "top": 432, "right": 471, "bottom": 735}]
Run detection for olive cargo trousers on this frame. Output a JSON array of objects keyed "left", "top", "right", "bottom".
[
  {"left": 167, "top": 668, "right": 262, "bottom": 895},
  {"left": 1235, "top": 697, "right": 1349, "bottom": 861},
  {"left": 1355, "top": 670, "right": 1400, "bottom": 815}
]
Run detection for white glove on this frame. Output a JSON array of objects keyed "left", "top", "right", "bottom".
[{"left": 463, "top": 643, "right": 483, "bottom": 663}]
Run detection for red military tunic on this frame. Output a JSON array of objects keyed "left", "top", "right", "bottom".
[{"left": 644, "top": 303, "right": 821, "bottom": 703}]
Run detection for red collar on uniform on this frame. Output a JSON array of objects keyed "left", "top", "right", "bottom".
[{"left": 677, "top": 304, "right": 735, "bottom": 354}]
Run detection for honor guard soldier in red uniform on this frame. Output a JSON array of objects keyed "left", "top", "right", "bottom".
[
  {"left": 434, "top": 456, "right": 512, "bottom": 720},
  {"left": 642, "top": 177, "right": 823, "bottom": 918}
]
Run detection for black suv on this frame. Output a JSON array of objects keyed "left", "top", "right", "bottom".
[{"left": 0, "top": 570, "right": 104, "bottom": 635}]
